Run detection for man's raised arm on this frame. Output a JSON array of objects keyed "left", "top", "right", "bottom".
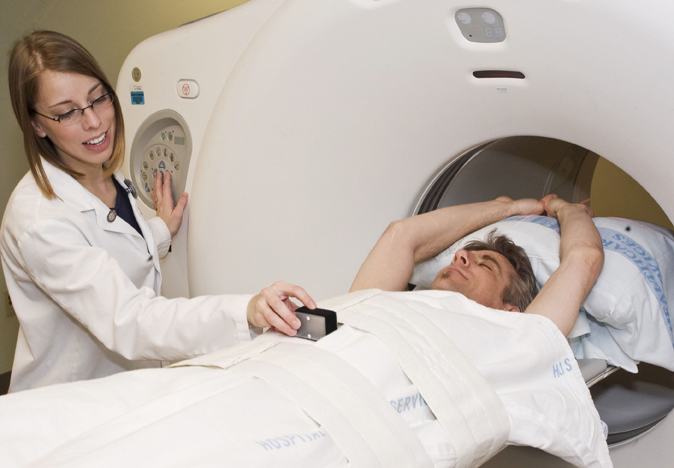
[
  {"left": 524, "top": 196, "right": 604, "bottom": 336},
  {"left": 350, "top": 197, "right": 545, "bottom": 292}
]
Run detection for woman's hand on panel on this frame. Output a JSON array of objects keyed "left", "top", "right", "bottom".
[
  {"left": 153, "top": 171, "right": 188, "bottom": 237},
  {"left": 247, "top": 281, "right": 317, "bottom": 336}
]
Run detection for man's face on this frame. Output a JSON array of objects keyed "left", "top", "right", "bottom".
[{"left": 430, "top": 249, "right": 519, "bottom": 311}]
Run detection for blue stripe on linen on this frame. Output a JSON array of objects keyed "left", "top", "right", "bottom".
[
  {"left": 504, "top": 216, "right": 673, "bottom": 346},
  {"left": 598, "top": 228, "right": 673, "bottom": 346}
]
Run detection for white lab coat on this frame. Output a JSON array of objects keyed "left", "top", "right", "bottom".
[{"left": 0, "top": 160, "right": 254, "bottom": 392}]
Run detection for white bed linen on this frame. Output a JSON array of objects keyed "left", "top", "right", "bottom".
[{"left": 0, "top": 290, "right": 611, "bottom": 468}]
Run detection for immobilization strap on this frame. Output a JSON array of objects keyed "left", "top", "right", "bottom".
[
  {"left": 170, "top": 339, "right": 279, "bottom": 370},
  {"left": 234, "top": 343, "right": 434, "bottom": 468},
  {"left": 339, "top": 294, "right": 510, "bottom": 468}
]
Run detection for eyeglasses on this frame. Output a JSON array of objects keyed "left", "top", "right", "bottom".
[{"left": 33, "top": 92, "right": 115, "bottom": 126}]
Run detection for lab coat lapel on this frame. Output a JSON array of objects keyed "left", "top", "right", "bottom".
[
  {"left": 43, "top": 161, "right": 146, "bottom": 242},
  {"left": 111, "top": 171, "right": 158, "bottom": 257}
]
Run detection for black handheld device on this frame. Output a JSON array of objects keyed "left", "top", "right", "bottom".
[{"left": 294, "top": 306, "right": 338, "bottom": 341}]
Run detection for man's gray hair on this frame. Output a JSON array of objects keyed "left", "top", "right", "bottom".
[{"left": 463, "top": 230, "right": 538, "bottom": 312}]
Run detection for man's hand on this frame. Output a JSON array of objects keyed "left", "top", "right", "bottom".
[
  {"left": 153, "top": 171, "right": 188, "bottom": 238},
  {"left": 542, "top": 194, "right": 594, "bottom": 220},
  {"left": 496, "top": 195, "right": 547, "bottom": 218},
  {"left": 246, "top": 281, "right": 317, "bottom": 336}
]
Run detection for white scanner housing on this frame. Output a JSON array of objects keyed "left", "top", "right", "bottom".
[
  {"left": 120, "top": 0, "right": 674, "bottom": 300},
  {"left": 119, "top": 2, "right": 674, "bottom": 464}
]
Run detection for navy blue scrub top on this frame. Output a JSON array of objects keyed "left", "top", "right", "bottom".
[{"left": 112, "top": 177, "right": 144, "bottom": 238}]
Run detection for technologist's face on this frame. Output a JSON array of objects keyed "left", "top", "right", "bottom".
[
  {"left": 30, "top": 70, "right": 116, "bottom": 175},
  {"left": 430, "top": 249, "right": 519, "bottom": 312}
]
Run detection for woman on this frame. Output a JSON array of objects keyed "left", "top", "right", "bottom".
[{"left": 1, "top": 30, "right": 314, "bottom": 393}]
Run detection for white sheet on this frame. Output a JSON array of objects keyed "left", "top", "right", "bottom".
[{"left": 0, "top": 290, "right": 612, "bottom": 468}]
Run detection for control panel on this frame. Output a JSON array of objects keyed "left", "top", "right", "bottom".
[
  {"left": 129, "top": 110, "right": 192, "bottom": 209},
  {"left": 455, "top": 8, "right": 506, "bottom": 43}
]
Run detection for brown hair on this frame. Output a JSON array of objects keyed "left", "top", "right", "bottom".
[
  {"left": 463, "top": 229, "right": 538, "bottom": 312},
  {"left": 8, "top": 30, "right": 125, "bottom": 198}
]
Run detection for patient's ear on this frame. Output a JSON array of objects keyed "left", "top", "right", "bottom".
[{"left": 503, "top": 304, "right": 521, "bottom": 313}]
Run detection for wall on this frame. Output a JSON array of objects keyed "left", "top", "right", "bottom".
[
  {"left": 591, "top": 156, "right": 674, "bottom": 230},
  {"left": 0, "top": 0, "right": 247, "bottom": 374}
]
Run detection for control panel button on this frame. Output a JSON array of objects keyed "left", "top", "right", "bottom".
[{"left": 177, "top": 80, "right": 200, "bottom": 99}]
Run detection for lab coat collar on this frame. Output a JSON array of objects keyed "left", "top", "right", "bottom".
[{"left": 42, "top": 160, "right": 154, "bottom": 251}]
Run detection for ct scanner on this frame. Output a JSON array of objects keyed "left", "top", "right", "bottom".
[{"left": 117, "top": 0, "right": 674, "bottom": 466}]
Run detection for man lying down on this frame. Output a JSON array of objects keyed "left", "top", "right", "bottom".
[{"left": 0, "top": 196, "right": 612, "bottom": 468}]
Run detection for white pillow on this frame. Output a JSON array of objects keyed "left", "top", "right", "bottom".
[{"left": 410, "top": 216, "right": 674, "bottom": 372}]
